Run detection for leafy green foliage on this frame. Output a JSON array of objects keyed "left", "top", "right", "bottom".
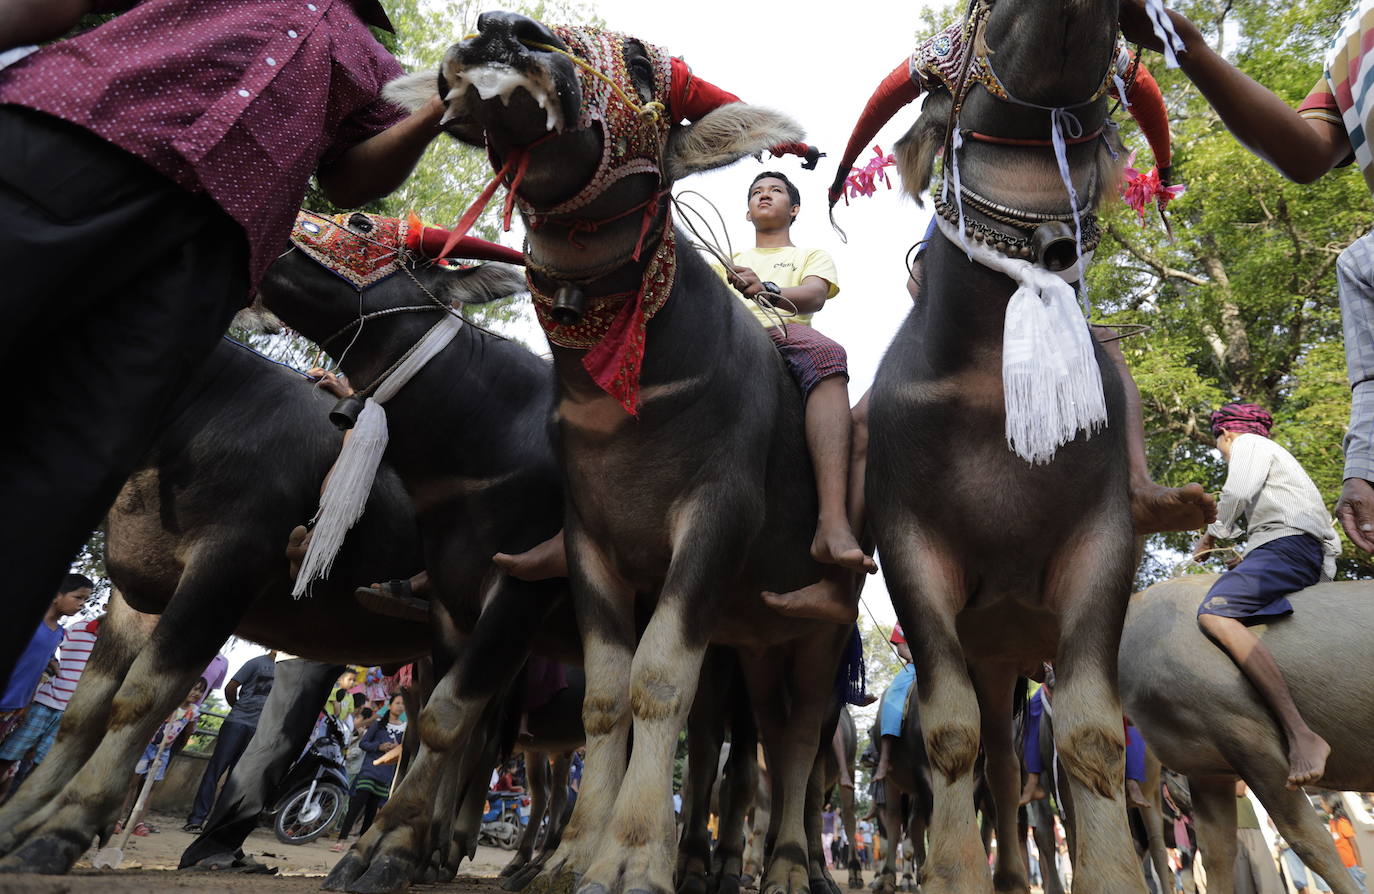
[{"left": 1088, "top": 0, "right": 1372, "bottom": 578}]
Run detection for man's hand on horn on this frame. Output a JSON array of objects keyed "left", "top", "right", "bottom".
[{"left": 1336, "top": 478, "right": 1374, "bottom": 553}]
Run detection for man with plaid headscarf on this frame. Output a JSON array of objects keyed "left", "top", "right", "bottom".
[{"left": 1192, "top": 403, "right": 1340, "bottom": 789}]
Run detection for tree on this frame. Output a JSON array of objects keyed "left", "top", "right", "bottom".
[{"left": 1086, "top": 0, "right": 1372, "bottom": 580}]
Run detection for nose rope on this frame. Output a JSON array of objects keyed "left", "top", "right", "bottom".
[{"left": 519, "top": 39, "right": 667, "bottom": 123}]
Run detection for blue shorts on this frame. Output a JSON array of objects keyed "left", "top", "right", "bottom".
[
  {"left": 880, "top": 664, "right": 916, "bottom": 738},
  {"left": 135, "top": 742, "right": 173, "bottom": 781},
  {"left": 1198, "top": 534, "right": 1323, "bottom": 624},
  {"left": 0, "top": 702, "right": 62, "bottom": 763}
]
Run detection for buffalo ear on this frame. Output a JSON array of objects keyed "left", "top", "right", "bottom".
[
  {"left": 383, "top": 71, "right": 439, "bottom": 112},
  {"left": 893, "top": 90, "right": 951, "bottom": 206},
  {"left": 663, "top": 104, "right": 803, "bottom": 181},
  {"left": 420, "top": 262, "right": 526, "bottom": 306},
  {"left": 231, "top": 299, "right": 284, "bottom": 334}
]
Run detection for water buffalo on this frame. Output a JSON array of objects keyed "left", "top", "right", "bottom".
[
  {"left": 0, "top": 336, "right": 427, "bottom": 873},
  {"left": 856, "top": 0, "right": 1144, "bottom": 889},
  {"left": 258, "top": 210, "right": 596, "bottom": 892},
  {"left": 1120, "top": 576, "right": 1374, "bottom": 894},
  {"left": 380, "top": 15, "right": 851, "bottom": 894}
]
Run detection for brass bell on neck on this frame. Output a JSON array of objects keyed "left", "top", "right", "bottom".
[
  {"left": 329, "top": 393, "right": 366, "bottom": 431},
  {"left": 550, "top": 284, "right": 586, "bottom": 326},
  {"left": 1031, "top": 221, "right": 1078, "bottom": 272}
]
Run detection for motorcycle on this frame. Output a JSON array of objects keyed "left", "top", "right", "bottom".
[
  {"left": 266, "top": 712, "right": 351, "bottom": 845},
  {"left": 478, "top": 789, "right": 530, "bottom": 850}
]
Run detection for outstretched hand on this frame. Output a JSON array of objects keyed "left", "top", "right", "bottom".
[
  {"left": 1336, "top": 477, "right": 1374, "bottom": 553},
  {"left": 1119, "top": 0, "right": 1197, "bottom": 55}
]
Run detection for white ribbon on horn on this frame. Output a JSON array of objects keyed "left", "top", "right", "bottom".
[
  {"left": 292, "top": 312, "right": 465, "bottom": 597},
  {"left": 1143, "top": 0, "right": 1187, "bottom": 68},
  {"left": 934, "top": 214, "right": 1106, "bottom": 465}
]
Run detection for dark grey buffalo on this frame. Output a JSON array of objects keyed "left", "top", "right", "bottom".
[
  {"left": 258, "top": 210, "right": 594, "bottom": 892},
  {"left": 862, "top": 0, "right": 1143, "bottom": 889},
  {"left": 373, "top": 15, "right": 853, "bottom": 894},
  {"left": 0, "top": 337, "right": 426, "bottom": 872}
]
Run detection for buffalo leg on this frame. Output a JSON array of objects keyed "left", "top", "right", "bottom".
[
  {"left": 326, "top": 574, "right": 553, "bottom": 894},
  {"left": 507, "top": 751, "right": 550, "bottom": 877},
  {"left": 0, "top": 589, "right": 156, "bottom": 850},
  {"left": 180, "top": 658, "right": 341, "bottom": 868},
  {"left": 0, "top": 553, "right": 252, "bottom": 874},
  {"left": 678, "top": 653, "right": 729, "bottom": 894},
  {"left": 1243, "top": 771, "right": 1360, "bottom": 894},
  {"left": 972, "top": 664, "right": 1029, "bottom": 893},
  {"left": 1049, "top": 524, "right": 1145, "bottom": 894},
  {"left": 530, "top": 526, "right": 636, "bottom": 894},
  {"left": 1187, "top": 776, "right": 1238, "bottom": 894},
  {"left": 880, "top": 536, "right": 987, "bottom": 894},
  {"left": 1141, "top": 753, "right": 1175, "bottom": 894},
  {"left": 715, "top": 691, "right": 758, "bottom": 894},
  {"left": 575, "top": 528, "right": 740, "bottom": 894},
  {"left": 742, "top": 626, "right": 847, "bottom": 894}
]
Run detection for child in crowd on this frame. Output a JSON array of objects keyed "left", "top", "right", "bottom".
[{"left": 115, "top": 678, "right": 207, "bottom": 836}]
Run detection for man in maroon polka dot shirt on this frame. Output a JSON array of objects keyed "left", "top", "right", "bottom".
[{"left": 0, "top": 1, "right": 448, "bottom": 681}]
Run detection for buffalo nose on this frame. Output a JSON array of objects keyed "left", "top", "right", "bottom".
[{"left": 475, "top": 11, "right": 567, "bottom": 53}]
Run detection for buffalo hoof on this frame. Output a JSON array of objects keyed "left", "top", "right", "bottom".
[
  {"left": 505, "top": 863, "right": 544, "bottom": 891},
  {"left": 848, "top": 870, "right": 863, "bottom": 891},
  {"left": 346, "top": 853, "right": 415, "bottom": 894},
  {"left": 323, "top": 851, "right": 368, "bottom": 891},
  {"left": 678, "top": 870, "right": 710, "bottom": 894},
  {"left": 530, "top": 866, "right": 581, "bottom": 894},
  {"left": 0, "top": 834, "right": 84, "bottom": 875},
  {"left": 899, "top": 875, "right": 913, "bottom": 893},
  {"left": 718, "top": 873, "right": 743, "bottom": 894},
  {"left": 503, "top": 854, "right": 532, "bottom": 878},
  {"left": 875, "top": 874, "right": 896, "bottom": 894}
]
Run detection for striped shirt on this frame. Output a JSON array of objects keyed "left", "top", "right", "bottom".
[
  {"left": 1298, "top": 0, "right": 1370, "bottom": 191},
  {"left": 1207, "top": 434, "right": 1341, "bottom": 578},
  {"left": 31, "top": 619, "right": 100, "bottom": 712}
]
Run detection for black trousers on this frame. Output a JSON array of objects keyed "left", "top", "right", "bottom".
[
  {"left": 180, "top": 659, "right": 342, "bottom": 867},
  {"left": 338, "top": 789, "right": 386, "bottom": 840},
  {"left": 0, "top": 107, "right": 248, "bottom": 684}
]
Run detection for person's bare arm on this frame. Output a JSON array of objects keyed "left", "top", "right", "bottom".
[
  {"left": 225, "top": 679, "right": 240, "bottom": 707},
  {"left": 0, "top": 0, "right": 93, "bottom": 51},
  {"left": 1120, "top": 0, "right": 1351, "bottom": 184},
  {"left": 730, "top": 267, "right": 831, "bottom": 313},
  {"left": 317, "top": 95, "right": 445, "bottom": 209}
]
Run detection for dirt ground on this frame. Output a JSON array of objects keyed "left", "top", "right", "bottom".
[
  {"left": 0, "top": 810, "right": 513, "bottom": 893},
  {"left": 0, "top": 818, "right": 1051, "bottom": 894}
]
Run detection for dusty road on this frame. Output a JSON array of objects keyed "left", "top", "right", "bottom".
[{"left": 0, "top": 810, "right": 513, "bottom": 893}]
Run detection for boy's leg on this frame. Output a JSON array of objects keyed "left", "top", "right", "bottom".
[
  {"left": 1200, "top": 611, "right": 1329, "bottom": 787},
  {"left": 804, "top": 374, "right": 872, "bottom": 571},
  {"left": 763, "top": 387, "right": 873, "bottom": 623},
  {"left": 1094, "top": 330, "right": 1216, "bottom": 534},
  {"left": 493, "top": 529, "right": 568, "bottom": 582}
]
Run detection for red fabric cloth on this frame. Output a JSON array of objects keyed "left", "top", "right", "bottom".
[
  {"left": 889, "top": 624, "right": 906, "bottom": 644},
  {"left": 668, "top": 57, "right": 742, "bottom": 122},
  {"left": 0, "top": 0, "right": 407, "bottom": 289}
]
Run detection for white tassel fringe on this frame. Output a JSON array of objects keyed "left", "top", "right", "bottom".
[
  {"left": 292, "top": 313, "right": 465, "bottom": 597},
  {"left": 934, "top": 215, "right": 1106, "bottom": 465}
]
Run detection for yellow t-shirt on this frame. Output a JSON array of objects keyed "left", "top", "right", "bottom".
[{"left": 713, "top": 245, "right": 840, "bottom": 328}]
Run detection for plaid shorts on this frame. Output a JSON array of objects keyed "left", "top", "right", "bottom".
[
  {"left": 0, "top": 702, "right": 62, "bottom": 763},
  {"left": 768, "top": 325, "right": 848, "bottom": 397}
]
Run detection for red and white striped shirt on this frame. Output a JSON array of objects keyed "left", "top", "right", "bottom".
[{"left": 32, "top": 619, "right": 100, "bottom": 712}]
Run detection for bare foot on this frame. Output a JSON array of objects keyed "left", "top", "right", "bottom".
[
  {"left": 1018, "top": 782, "right": 1046, "bottom": 806},
  {"left": 493, "top": 531, "right": 567, "bottom": 582},
  {"left": 1286, "top": 730, "right": 1331, "bottom": 789},
  {"left": 810, "top": 517, "right": 878, "bottom": 573},
  {"left": 763, "top": 575, "right": 858, "bottom": 624},
  {"left": 286, "top": 525, "right": 311, "bottom": 580},
  {"left": 1132, "top": 482, "right": 1217, "bottom": 535},
  {"left": 1125, "top": 778, "right": 1152, "bottom": 809}
]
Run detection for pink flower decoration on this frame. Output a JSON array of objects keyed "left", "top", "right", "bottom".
[
  {"left": 843, "top": 146, "right": 898, "bottom": 204},
  {"left": 1119, "top": 150, "right": 1186, "bottom": 224}
]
